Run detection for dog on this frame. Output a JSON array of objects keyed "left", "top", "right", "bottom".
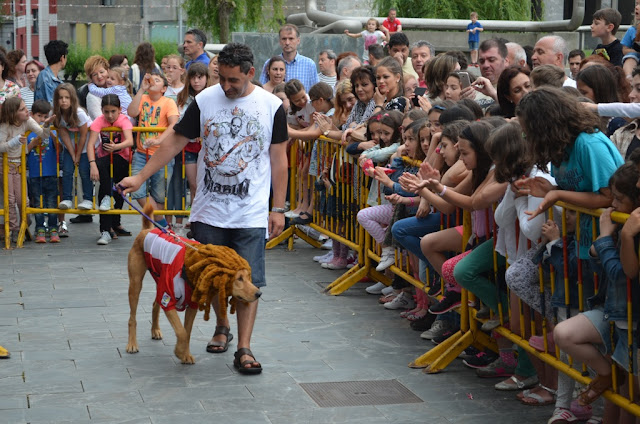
[{"left": 126, "top": 203, "right": 261, "bottom": 364}]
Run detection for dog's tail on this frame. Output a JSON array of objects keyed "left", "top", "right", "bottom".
[{"left": 141, "top": 201, "right": 155, "bottom": 230}]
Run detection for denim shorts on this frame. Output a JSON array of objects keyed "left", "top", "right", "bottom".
[
  {"left": 612, "top": 325, "right": 638, "bottom": 374},
  {"left": 468, "top": 41, "right": 479, "bottom": 50},
  {"left": 184, "top": 151, "right": 198, "bottom": 165},
  {"left": 130, "top": 151, "right": 174, "bottom": 203},
  {"left": 582, "top": 307, "right": 614, "bottom": 356},
  {"left": 190, "top": 222, "right": 267, "bottom": 288}
]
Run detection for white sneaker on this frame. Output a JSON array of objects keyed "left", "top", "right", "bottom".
[
  {"left": 421, "top": 319, "right": 446, "bottom": 340},
  {"left": 98, "top": 196, "right": 111, "bottom": 211},
  {"left": 97, "top": 231, "right": 111, "bottom": 245},
  {"left": 58, "top": 200, "right": 72, "bottom": 210},
  {"left": 318, "top": 252, "right": 334, "bottom": 264},
  {"left": 365, "top": 281, "right": 387, "bottom": 294},
  {"left": 381, "top": 285, "right": 395, "bottom": 296},
  {"left": 172, "top": 223, "right": 187, "bottom": 237},
  {"left": 384, "top": 292, "right": 415, "bottom": 310},
  {"left": 313, "top": 251, "right": 333, "bottom": 262},
  {"left": 376, "top": 247, "right": 396, "bottom": 272},
  {"left": 58, "top": 221, "right": 69, "bottom": 237},
  {"left": 321, "top": 239, "right": 333, "bottom": 250},
  {"left": 78, "top": 200, "right": 93, "bottom": 210}
]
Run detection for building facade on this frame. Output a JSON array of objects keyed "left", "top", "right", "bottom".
[{"left": 12, "top": 0, "right": 57, "bottom": 61}]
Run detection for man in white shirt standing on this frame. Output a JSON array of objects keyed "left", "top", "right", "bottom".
[{"left": 120, "top": 43, "right": 289, "bottom": 375}]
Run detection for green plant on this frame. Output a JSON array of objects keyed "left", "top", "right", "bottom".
[
  {"left": 373, "top": 0, "right": 534, "bottom": 21},
  {"left": 65, "top": 41, "right": 181, "bottom": 81},
  {"left": 182, "top": 0, "right": 285, "bottom": 44},
  {"left": 152, "top": 40, "right": 181, "bottom": 63}
]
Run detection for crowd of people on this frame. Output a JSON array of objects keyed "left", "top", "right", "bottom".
[
  {"left": 0, "top": 28, "right": 220, "bottom": 246},
  {"left": 270, "top": 5, "right": 640, "bottom": 424},
  {"left": 1, "top": 3, "right": 640, "bottom": 420}
]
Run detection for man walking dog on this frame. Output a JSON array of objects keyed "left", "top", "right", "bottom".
[{"left": 120, "top": 43, "right": 288, "bottom": 374}]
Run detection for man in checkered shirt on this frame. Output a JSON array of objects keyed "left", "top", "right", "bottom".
[{"left": 260, "top": 24, "right": 319, "bottom": 91}]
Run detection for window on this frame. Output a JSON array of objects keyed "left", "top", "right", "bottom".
[
  {"left": 101, "top": 0, "right": 116, "bottom": 6},
  {"left": 32, "top": 9, "right": 38, "bottom": 34}
]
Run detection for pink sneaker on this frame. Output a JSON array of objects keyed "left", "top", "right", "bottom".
[
  {"left": 321, "top": 256, "right": 347, "bottom": 270},
  {"left": 570, "top": 399, "right": 593, "bottom": 421},
  {"left": 529, "top": 333, "right": 555, "bottom": 352}
]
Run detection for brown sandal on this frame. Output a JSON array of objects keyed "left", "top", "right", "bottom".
[
  {"left": 206, "top": 326, "right": 233, "bottom": 353},
  {"left": 233, "top": 348, "right": 262, "bottom": 374},
  {"left": 578, "top": 373, "right": 613, "bottom": 405}
]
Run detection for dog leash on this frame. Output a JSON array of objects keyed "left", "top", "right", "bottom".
[{"left": 113, "top": 184, "right": 199, "bottom": 252}]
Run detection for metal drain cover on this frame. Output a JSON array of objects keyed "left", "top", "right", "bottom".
[{"left": 300, "top": 380, "right": 423, "bottom": 407}]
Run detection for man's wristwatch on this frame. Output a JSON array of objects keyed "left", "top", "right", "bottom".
[
  {"left": 323, "top": 130, "right": 330, "bottom": 137},
  {"left": 271, "top": 207, "right": 286, "bottom": 213}
]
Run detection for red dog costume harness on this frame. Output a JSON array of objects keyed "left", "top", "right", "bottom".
[{"left": 143, "top": 228, "right": 200, "bottom": 311}]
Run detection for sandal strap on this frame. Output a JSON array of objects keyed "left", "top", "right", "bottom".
[
  {"left": 214, "top": 326, "right": 230, "bottom": 337},
  {"left": 539, "top": 383, "right": 558, "bottom": 396},
  {"left": 235, "top": 347, "right": 254, "bottom": 360}
]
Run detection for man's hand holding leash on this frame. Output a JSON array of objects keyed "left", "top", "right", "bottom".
[{"left": 118, "top": 175, "right": 144, "bottom": 197}]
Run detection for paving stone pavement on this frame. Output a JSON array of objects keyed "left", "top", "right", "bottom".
[{"left": 0, "top": 216, "right": 563, "bottom": 423}]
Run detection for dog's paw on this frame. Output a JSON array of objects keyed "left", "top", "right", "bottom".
[
  {"left": 151, "top": 329, "right": 163, "bottom": 340},
  {"left": 175, "top": 346, "right": 195, "bottom": 364},
  {"left": 180, "top": 353, "right": 195, "bottom": 364},
  {"left": 126, "top": 343, "right": 139, "bottom": 354}
]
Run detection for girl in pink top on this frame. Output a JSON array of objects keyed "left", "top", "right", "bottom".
[{"left": 86, "top": 94, "right": 134, "bottom": 245}]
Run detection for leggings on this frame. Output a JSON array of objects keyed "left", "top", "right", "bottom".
[
  {"left": 452, "top": 238, "right": 507, "bottom": 314},
  {"left": 1, "top": 162, "right": 24, "bottom": 231},
  {"left": 357, "top": 204, "right": 393, "bottom": 244},
  {"left": 96, "top": 154, "right": 129, "bottom": 232},
  {"left": 441, "top": 250, "right": 472, "bottom": 294}
]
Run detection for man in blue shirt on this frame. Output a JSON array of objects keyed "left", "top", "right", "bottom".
[
  {"left": 260, "top": 24, "right": 318, "bottom": 91},
  {"left": 184, "top": 28, "right": 210, "bottom": 69},
  {"left": 34, "top": 40, "right": 68, "bottom": 104}
]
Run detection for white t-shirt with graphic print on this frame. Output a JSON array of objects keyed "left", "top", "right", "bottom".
[{"left": 173, "top": 84, "right": 288, "bottom": 230}]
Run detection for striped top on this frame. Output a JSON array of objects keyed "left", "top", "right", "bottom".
[
  {"left": 20, "top": 87, "right": 35, "bottom": 111},
  {"left": 318, "top": 73, "right": 337, "bottom": 88}
]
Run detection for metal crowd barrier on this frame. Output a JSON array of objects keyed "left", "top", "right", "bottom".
[
  {"left": 270, "top": 136, "right": 640, "bottom": 416},
  {"left": 1, "top": 126, "right": 191, "bottom": 249}
]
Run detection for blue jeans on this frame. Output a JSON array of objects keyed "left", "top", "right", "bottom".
[
  {"left": 61, "top": 150, "right": 92, "bottom": 202},
  {"left": 190, "top": 222, "right": 267, "bottom": 287},
  {"left": 131, "top": 151, "right": 174, "bottom": 204},
  {"left": 28, "top": 176, "right": 59, "bottom": 230},
  {"left": 391, "top": 212, "right": 443, "bottom": 262},
  {"left": 167, "top": 153, "right": 186, "bottom": 212}
]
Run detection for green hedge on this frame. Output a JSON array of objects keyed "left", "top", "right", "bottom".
[{"left": 65, "top": 40, "right": 180, "bottom": 81}]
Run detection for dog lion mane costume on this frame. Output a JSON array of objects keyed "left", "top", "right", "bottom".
[{"left": 183, "top": 244, "right": 252, "bottom": 321}]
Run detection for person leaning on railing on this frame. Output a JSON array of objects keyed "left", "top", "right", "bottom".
[
  {"left": 86, "top": 94, "right": 134, "bottom": 246},
  {"left": 0, "top": 96, "right": 54, "bottom": 243},
  {"left": 26, "top": 100, "right": 60, "bottom": 243},
  {"left": 514, "top": 87, "right": 624, "bottom": 424},
  {"left": 554, "top": 164, "right": 640, "bottom": 417}
]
